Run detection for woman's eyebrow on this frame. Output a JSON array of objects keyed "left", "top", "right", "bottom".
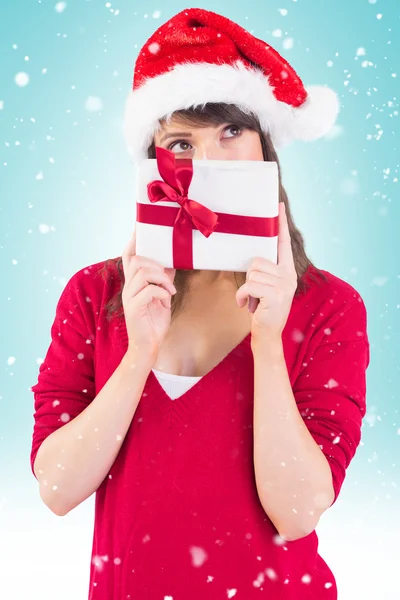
[{"left": 159, "top": 131, "right": 193, "bottom": 143}]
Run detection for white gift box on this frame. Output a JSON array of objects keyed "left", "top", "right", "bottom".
[{"left": 135, "top": 154, "right": 279, "bottom": 272}]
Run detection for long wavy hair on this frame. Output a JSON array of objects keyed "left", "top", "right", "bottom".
[{"left": 98, "top": 103, "right": 327, "bottom": 322}]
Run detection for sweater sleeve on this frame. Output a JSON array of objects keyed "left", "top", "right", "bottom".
[
  {"left": 30, "top": 270, "right": 96, "bottom": 480},
  {"left": 292, "top": 292, "right": 370, "bottom": 506}
]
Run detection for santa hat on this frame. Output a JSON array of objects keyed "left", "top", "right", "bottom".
[{"left": 124, "top": 8, "right": 339, "bottom": 161}]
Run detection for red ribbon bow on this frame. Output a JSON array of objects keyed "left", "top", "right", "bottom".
[
  {"left": 136, "top": 146, "right": 279, "bottom": 269},
  {"left": 146, "top": 147, "right": 219, "bottom": 268}
]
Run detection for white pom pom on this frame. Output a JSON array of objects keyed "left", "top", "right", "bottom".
[{"left": 291, "top": 85, "right": 340, "bottom": 141}]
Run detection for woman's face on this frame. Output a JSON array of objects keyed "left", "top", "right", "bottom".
[{"left": 153, "top": 116, "right": 264, "bottom": 161}]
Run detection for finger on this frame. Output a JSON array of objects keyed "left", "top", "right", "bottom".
[
  {"left": 247, "top": 270, "right": 281, "bottom": 285},
  {"left": 125, "top": 253, "right": 165, "bottom": 277},
  {"left": 121, "top": 231, "right": 136, "bottom": 279},
  {"left": 277, "top": 202, "right": 295, "bottom": 269},
  {"left": 125, "top": 268, "right": 177, "bottom": 299},
  {"left": 249, "top": 257, "right": 281, "bottom": 278},
  {"left": 248, "top": 296, "right": 259, "bottom": 313},
  {"left": 123, "top": 253, "right": 167, "bottom": 284},
  {"left": 133, "top": 284, "right": 172, "bottom": 310},
  {"left": 236, "top": 281, "right": 274, "bottom": 306},
  {"left": 131, "top": 227, "right": 136, "bottom": 252},
  {"left": 164, "top": 267, "right": 177, "bottom": 286}
]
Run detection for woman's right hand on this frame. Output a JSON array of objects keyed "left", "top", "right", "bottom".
[{"left": 121, "top": 229, "right": 177, "bottom": 357}]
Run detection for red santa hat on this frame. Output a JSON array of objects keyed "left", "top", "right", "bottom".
[{"left": 124, "top": 8, "right": 339, "bottom": 161}]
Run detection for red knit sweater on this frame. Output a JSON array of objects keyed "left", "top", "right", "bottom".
[{"left": 30, "top": 260, "right": 369, "bottom": 600}]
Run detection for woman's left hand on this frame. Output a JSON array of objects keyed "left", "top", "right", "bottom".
[{"left": 236, "top": 202, "right": 298, "bottom": 341}]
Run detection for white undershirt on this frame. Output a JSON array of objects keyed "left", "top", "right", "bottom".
[{"left": 152, "top": 368, "right": 202, "bottom": 400}]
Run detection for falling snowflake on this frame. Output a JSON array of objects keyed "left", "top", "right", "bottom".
[
  {"left": 272, "top": 534, "right": 286, "bottom": 546},
  {"left": 283, "top": 38, "right": 294, "bottom": 50},
  {"left": 292, "top": 329, "right": 305, "bottom": 343},
  {"left": 324, "top": 378, "right": 339, "bottom": 389},
  {"left": 365, "top": 406, "right": 381, "bottom": 427},
  {"left": 148, "top": 42, "right": 161, "bottom": 54},
  {"left": 92, "top": 555, "right": 106, "bottom": 572},
  {"left": 55, "top": 2, "right": 67, "bottom": 13},
  {"left": 266, "top": 568, "right": 278, "bottom": 581},
  {"left": 371, "top": 276, "right": 388, "bottom": 287},
  {"left": 253, "top": 571, "right": 265, "bottom": 588},
  {"left": 15, "top": 72, "right": 29, "bottom": 87},
  {"left": 85, "top": 96, "right": 103, "bottom": 112}
]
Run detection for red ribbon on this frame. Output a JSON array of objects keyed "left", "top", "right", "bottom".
[{"left": 137, "top": 146, "right": 279, "bottom": 269}]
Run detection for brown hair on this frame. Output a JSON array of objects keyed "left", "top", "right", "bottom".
[{"left": 98, "top": 103, "right": 327, "bottom": 322}]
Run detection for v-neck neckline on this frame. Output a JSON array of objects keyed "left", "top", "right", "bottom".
[
  {"left": 148, "top": 330, "right": 252, "bottom": 403},
  {"left": 118, "top": 315, "right": 251, "bottom": 403}
]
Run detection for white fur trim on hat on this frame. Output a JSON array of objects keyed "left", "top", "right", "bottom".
[{"left": 123, "top": 60, "right": 340, "bottom": 162}]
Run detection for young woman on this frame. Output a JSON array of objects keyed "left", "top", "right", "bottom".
[{"left": 30, "top": 8, "right": 370, "bottom": 600}]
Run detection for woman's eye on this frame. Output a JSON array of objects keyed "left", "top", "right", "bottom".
[
  {"left": 223, "top": 125, "right": 243, "bottom": 138},
  {"left": 168, "top": 141, "right": 192, "bottom": 153}
]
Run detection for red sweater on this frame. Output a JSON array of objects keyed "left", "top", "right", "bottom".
[{"left": 30, "top": 261, "right": 369, "bottom": 599}]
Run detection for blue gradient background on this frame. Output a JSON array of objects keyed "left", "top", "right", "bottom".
[{"left": 1, "top": 1, "right": 399, "bottom": 598}]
